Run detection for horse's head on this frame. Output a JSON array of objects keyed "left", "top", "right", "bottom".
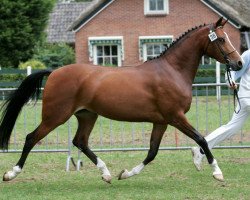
[{"left": 204, "top": 17, "right": 242, "bottom": 71}]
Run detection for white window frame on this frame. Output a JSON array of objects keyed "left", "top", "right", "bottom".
[
  {"left": 88, "top": 36, "right": 124, "bottom": 67},
  {"left": 93, "top": 44, "right": 122, "bottom": 66},
  {"left": 139, "top": 36, "right": 173, "bottom": 61},
  {"left": 144, "top": 0, "right": 169, "bottom": 16},
  {"left": 143, "top": 43, "right": 167, "bottom": 61}
]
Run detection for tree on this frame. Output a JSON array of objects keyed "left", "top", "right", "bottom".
[{"left": 0, "top": 0, "right": 55, "bottom": 68}]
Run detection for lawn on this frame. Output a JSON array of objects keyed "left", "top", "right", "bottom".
[{"left": 1, "top": 149, "right": 250, "bottom": 200}]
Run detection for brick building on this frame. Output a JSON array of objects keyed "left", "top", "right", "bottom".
[{"left": 50, "top": 0, "right": 250, "bottom": 67}]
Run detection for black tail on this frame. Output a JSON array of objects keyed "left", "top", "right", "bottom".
[{"left": 0, "top": 70, "right": 52, "bottom": 150}]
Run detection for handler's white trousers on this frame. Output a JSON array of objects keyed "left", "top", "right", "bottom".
[{"left": 205, "top": 98, "right": 250, "bottom": 149}]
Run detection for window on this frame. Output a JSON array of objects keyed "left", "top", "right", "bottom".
[
  {"left": 145, "top": 44, "right": 167, "bottom": 60},
  {"left": 139, "top": 36, "right": 173, "bottom": 61},
  {"left": 95, "top": 45, "right": 118, "bottom": 66},
  {"left": 144, "top": 0, "right": 169, "bottom": 15},
  {"left": 88, "top": 36, "right": 124, "bottom": 67}
]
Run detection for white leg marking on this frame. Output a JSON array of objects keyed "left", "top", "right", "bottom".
[
  {"left": 119, "top": 163, "right": 145, "bottom": 180},
  {"left": 96, "top": 157, "right": 112, "bottom": 183},
  {"left": 210, "top": 159, "right": 224, "bottom": 181},
  {"left": 97, "top": 157, "right": 111, "bottom": 176},
  {"left": 3, "top": 165, "right": 22, "bottom": 181}
]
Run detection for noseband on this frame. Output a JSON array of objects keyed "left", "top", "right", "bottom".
[{"left": 205, "top": 25, "right": 241, "bottom": 114}]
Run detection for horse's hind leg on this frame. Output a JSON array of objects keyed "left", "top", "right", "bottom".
[
  {"left": 3, "top": 98, "right": 74, "bottom": 181},
  {"left": 73, "top": 110, "right": 111, "bottom": 183},
  {"left": 172, "top": 113, "right": 224, "bottom": 181},
  {"left": 3, "top": 122, "right": 55, "bottom": 181},
  {"left": 118, "top": 123, "right": 167, "bottom": 180}
]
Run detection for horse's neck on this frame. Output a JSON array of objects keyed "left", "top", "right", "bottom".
[{"left": 164, "top": 29, "right": 207, "bottom": 83}]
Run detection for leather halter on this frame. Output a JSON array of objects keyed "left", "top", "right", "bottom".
[
  {"left": 204, "top": 25, "right": 241, "bottom": 114},
  {"left": 204, "top": 25, "right": 236, "bottom": 64}
]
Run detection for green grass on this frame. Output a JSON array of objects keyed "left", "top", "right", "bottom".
[{"left": 1, "top": 149, "right": 250, "bottom": 200}]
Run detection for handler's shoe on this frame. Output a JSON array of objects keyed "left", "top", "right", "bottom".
[{"left": 191, "top": 147, "right": 205, "bottom": 171}]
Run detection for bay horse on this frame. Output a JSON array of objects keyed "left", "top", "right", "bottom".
[{"left": 0, "top": 18, "right": 242, "bottom": 183}]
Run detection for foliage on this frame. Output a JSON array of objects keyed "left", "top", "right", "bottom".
[
  {"left": 18, "top": 59, "right": 47, "bottom": 69},
  {"left": 0, "top": 0, "right": 56, "bottom": 68},
  {"left": 0, "top": 74, "right": 25, "bottom": 85},
  {"left": 33, "top": 43, "right": 75, "bottom": 68},
  {"left": 0, "top": 59, "right": 46, "bottom": 87},
  {"left": 197, "top": 69, "right": 215, "bottom": 77}
]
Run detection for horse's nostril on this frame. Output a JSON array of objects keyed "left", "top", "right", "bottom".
[{"left": 238, "top": 61, "right": 242, "bottom": 67}]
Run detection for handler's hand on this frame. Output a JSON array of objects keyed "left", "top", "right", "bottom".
[{"left": 229, "top": 81, "right": 237, "bottom": 90}]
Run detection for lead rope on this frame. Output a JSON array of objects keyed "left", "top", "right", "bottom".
[{"left": 226, "top": 66, "right": 241, "bottom": 114}]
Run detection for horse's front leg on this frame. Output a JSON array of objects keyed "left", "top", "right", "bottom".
[
  {"left": 172, "top": 113, "right": 224, "bottom": 181},
  {"left": 118, "top": 123, "right": 167, "bottom": 180}
]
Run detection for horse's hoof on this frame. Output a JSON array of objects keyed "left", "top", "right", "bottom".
[
  {"left": 102, "top": 175, "right": 112, "bottom": 184},
  {"left": 3, "top": 172, "right": 11, "bottom": 181},
  {"left": 213, "top": 174, "right": 224, "bottom": 182},
  {"left": 118, "top": 169, "right": 129, "bottom": 180}
]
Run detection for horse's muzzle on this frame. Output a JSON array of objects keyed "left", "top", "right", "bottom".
[{"left": 227, "top": 60, "right": 242, "bottom": 71}]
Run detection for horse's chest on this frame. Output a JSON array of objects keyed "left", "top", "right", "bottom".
[{"left": 157, "top": 84, "right": 192, "bottom": 112}]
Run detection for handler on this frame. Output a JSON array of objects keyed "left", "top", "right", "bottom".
[{"left": 192, "top": 49, "right": 250, "bottom": 170}]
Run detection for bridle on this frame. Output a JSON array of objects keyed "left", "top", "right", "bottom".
[
  {"left": 204, "top": 25, "right": 236, "bottom": 64},
  {"left": 204, "top": 25, "right": 241, "bottom": 114}
]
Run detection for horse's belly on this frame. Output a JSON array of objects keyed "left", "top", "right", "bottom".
[
  {"left": 95, "top": 109, "right": 165, "bottom": 123},
  {"left": 88, "top": 94, "right": 165, "bottom": 123}
]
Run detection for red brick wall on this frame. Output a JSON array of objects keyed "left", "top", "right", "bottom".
[{"left": 75, "top": 0, "right": 241, "bottom": 66}]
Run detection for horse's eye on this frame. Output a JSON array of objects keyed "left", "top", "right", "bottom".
[{"left": 218, "top": 38, "right": 225, "bottom": 43}]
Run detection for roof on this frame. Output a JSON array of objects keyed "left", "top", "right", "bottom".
[
  {"left": 46, "top": 1, "right": 93, "bottom": 43},
  {"left": 67, "top": 0, "right": 114, "bottom": 32},
  {"left": 201, "top": 0, "right": 250, "bottom": 30}
]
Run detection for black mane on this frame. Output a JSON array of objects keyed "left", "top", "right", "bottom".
[{"left": 147, "top": 23, "right": 207, "bottom": 61}]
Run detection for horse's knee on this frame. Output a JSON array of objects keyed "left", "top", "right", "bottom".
[
  {"left": 72, "top": 138, "right": 82, "bottom": 149},
  {"left": 72, "top": 139, "right": 88, "bottom": 152}
]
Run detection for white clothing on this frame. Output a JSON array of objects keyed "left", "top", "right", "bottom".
[
  {"left": 228, "top": 49, "right": 250, "bottom": 98},
  {"left": 205, "top": 98, "right": 250, "bottom": 149},
  {"left": 206, "top": 50, "right": 250, "bottom": 149}
]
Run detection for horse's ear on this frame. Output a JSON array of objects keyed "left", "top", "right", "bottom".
[{"left": 215, "top": 17, "right": 225, "bottom": 28}]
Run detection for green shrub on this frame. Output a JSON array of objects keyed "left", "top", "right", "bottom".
[
  {"left": 33, "top": 43, "right": 75, "bottom": 69},
  {"left": 18, "top": 59, "right": 47, "bottom": 69}
]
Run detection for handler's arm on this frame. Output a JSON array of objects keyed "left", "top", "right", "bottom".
[{"left": 225, "top": 50, "right": 250, "bottom": 89}]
